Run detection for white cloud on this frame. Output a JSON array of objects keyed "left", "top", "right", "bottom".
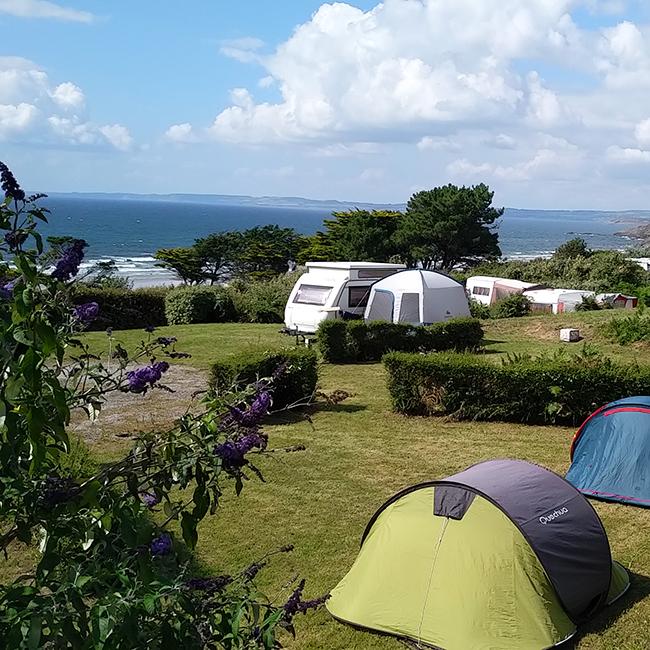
[
  {"left": 359, "top": 168, "right": 385, "bottom": 182},
  {"left": 606, "top": 145, "right": 650, "bottom": 163},
  {"left": 50, "top": 81, "right": 84, "bottom": 110},
  {"left": 634, "top": 118, "right": 650, "bottom": 147},
  {"left": 485, "top": 133, "right": 517, "bottom": 149},
  {"left": 448, "top": 138, "right": 584, "bottom": 182},
  {"left": 165, "top": 122, "right": 197, "bottom": 144},
  {"left": 0, "top": 57, "right": 131, "bottom": 150},
  {"left": 220, "top": 37, "right": 264, "bottom": 64},
  {"left": 312, "top": 142, "right": 380, "bottom": 157},
  {"left": 417, "top": 136, "right": 461, "bottom": 152},
  {"left": 0, "top": 0, "right": 93, "bottom": 22},
  {"left": 99, "top": 124, "right": 133, "bottom": 151},
  {"left": 199, "top": 0, "right": 595, "bottom": 145},
  {"left": 0, "top": 102, "right": 38, "bottom": 137},
  {"left": 258, "top": 76, "right": 274, "bottom": 88}
]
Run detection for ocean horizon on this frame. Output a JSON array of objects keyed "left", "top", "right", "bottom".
[{"left": 38, "top": 194, "right": 649, "bottom": 287}]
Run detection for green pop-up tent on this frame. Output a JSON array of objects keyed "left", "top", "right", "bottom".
[{"left": 327, "top": 460, "right": 629, "bottom": 649}]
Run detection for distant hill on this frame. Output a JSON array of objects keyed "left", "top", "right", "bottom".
[{"left": 44, "top": 191, "right": 405, "bottom": 212}]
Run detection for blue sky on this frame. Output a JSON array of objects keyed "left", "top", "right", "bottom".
[{"left": 3, "top": 0, "right": 650, "bottom": 209}]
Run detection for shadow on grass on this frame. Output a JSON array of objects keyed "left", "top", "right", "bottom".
[
  {"left": 564, "top": 570, "right": 650, "bottom": 647},
  {"left": 266, "top": 402, "right": 368, "bottom": 426}
]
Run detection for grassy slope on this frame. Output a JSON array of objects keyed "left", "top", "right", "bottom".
[{"left": 4, "top": 312, "right": 650, "bottom": 648}]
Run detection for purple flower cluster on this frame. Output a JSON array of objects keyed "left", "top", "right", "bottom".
[
  {"left": 40, "top": 476, "right": 80, "bottom": 507},
  {"left": 156, "top": 336, "right": 177, "bottom": 347},
  {"left": 0, "top": 162, "right": 25, "bottom": 202},
  {"left": 228, "top": 391, "right": 272, "bottom": 428},
  {"left": 150, "top": 532, "right": 172, "bottom": 557},
  {"left": 0, "top": 280, "right": 16, "bottom": 301},
  {"left": 4, "top": 230, "right": 28, "bottom": 250},
  {"left": 242, "top": 561, "right": 266, "bottom": 582},
  {"left": 214, "top": 432, "right": 267, "bottom": 468},
  {"left": 73, "top": 301, "right": 99, "bottom": 325},
  {"left": 283, "top": 580, "right": 330, "bottom": 619},
  {"left": 51, "top": 239, "right": 87, "bottom": 282},
  {"left": 185, "top": 574, "right": 233, "bottom": 593},
  {"left": 126, "top": 361, "right": 169, "bottom": 393},
  {"left": 140, "top": 492, "right": 160, "bottom": 508}
]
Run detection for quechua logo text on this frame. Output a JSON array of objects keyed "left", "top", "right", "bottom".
[{"left": 539, "top": 507, "right": 569, "bottom": 525}]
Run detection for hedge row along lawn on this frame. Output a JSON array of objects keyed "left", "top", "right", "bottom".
[{"left": 15, "top": 312, "right": 647, "bottom": 649}]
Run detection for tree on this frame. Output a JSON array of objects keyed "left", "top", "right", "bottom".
[
  {"left": 554, "top": 237, "right": 590, "bottom": 260},
  {"left": 395, "top": 184, "right": 503, "bottom": 270},
  {"left": 236, "top": 225, "right": 305, "bottom": 280},
  {"left": 302, "top": 210, "right": 403, "bottom": 262},
  {"left": 154, "top": 246, "right": 204, "bottom": 284},
  {"left": 193, "top": 231, "right": 243, "bottom": 285}
]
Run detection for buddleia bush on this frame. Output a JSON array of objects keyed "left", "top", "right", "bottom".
[{"left": 0, "top": 162, "right": 326, "bottom": 648}]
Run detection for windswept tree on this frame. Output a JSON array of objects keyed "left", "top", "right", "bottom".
[
  {"left": 236, "top": 225, "right": 305, "bottom": 280},
  {"left": 299, "top": 209, "right": 403, "bottom": 263},
  {"left": 193, "top": 231, "right": 243, "bottom": 285},
  {"left": 154, "top": 246, "right": 205, "bottom": 284},
  {"left": 395, "top": 184, "right": 503, "bottom": 270}
]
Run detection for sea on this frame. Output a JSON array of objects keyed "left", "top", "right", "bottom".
[{"left": 35, "top": 195, "right": 649, "bottom": 287}]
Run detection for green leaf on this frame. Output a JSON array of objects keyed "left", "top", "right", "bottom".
[
  {"left": 26, "top": 615, "right": 41, "bottom": 650},
  {"left": 143, "top": 593, "right": 156, "bottom": 615},
  {"left": 180, "top": 512, "right": 198, "bottom": 549}
]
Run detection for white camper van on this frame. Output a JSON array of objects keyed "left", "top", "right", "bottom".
[
  {"left": 284, "top": 262, "right": 405, "bottom": 334},
  {"left": 466, "top": 276, "right": 541, "bottom": 306}
]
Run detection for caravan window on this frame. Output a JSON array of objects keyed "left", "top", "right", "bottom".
[
  {"left": 472, "top": 286, "right": 490, "bottom": 296},
  {"left": 293, "top": 284, "right": 333, "bottom": 306},
  {"left": 348, "top": 286, "right": 370, "bottom": 308},
  {"left": 358, "top": 269, "right": 397, "bottom": 279}
]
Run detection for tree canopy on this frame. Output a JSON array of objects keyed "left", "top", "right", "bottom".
[
  {"left": 299, "top": 210, "right": 402, "bottom": 263},
  {"left": 395, "top": 184, "right": 503, "bottom": 270}
]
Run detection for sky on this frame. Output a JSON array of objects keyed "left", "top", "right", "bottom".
[{"left": 3, "top": 0, "right": 650, "bottom": 209}]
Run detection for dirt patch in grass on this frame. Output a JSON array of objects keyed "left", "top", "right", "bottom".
[{"left": 70, "top": 364, "right": 208, "bottom": 457}]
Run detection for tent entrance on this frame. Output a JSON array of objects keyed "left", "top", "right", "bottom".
[
  {"left": 366, "top": 289, "right": 394, "bottom": 321},
  {"left": 398, "top": 292, "right": 420, "bottom": 323}
]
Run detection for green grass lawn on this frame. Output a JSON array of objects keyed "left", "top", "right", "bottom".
[
  {"left": 82, "top": 322, "right": 290, "bottom": 369},
  {"left": 4, "top": 311, "right": 650, "bottom": 648}
]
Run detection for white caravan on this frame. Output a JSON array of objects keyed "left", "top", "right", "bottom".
[
  {"left": 365, "top": 270, "right": 471, "bottom": 325},
  {"left": 466, "top": 276, "right": 542, "bottom": 306},
  {"left": 523, "top": 288, "right": 596, "bottom": 314},
  {"left": 284, "top": 262, "right": 406, "bottom": 334}
]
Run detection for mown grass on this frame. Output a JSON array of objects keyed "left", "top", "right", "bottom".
[{"left": 3, "top": 310, "right": 650, "bottom": 648}]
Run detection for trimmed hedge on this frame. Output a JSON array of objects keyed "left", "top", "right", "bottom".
[
  {"left": 318, "top": 318, "right": 483, "bottom": 363},
  {"left": 209, "top": 348, "right": 318, "bottom": 410},
  {"left": 383, "top": 350, "right": 650, "bottom": 425},
  {"left": 165, "top": 286, "right": 235, "bottom": 325},
  {"left": 71, "top": 285, "right": 169, "bottom": 331}
]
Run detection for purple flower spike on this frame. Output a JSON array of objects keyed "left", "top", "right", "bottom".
[
  {"left": 150, "top": 532, "right": 172, "bottom": 557},
  {"left": 126, "top": 361, "right": 170, "bottom": 393},
  {"left": 140, "top": 492, "right": 160, "bottom": 509},
  {"left": 0, "top": 279, "right": 16, "bottom": 300},
  {"left": 213, "top": 432, "right": 267, "bottom": 468},
  {"left": 73, "top": 301, "right": 99, "bottom": 325},
  {"left": 0, "top": 162, "right": 25, "bottom": 202},
  {"left": 51, "top": 239, "right": 87, "bottom": 282}
]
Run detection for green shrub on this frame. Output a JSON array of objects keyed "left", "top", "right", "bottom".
[
  {"left": 165, "top": 286, "right": 235, "bottom": 325},
  {"left": 209, "top": 347, "right": 318, "bottom": 410},
  {"left": 383, "top": 348, "right": 650, "bottom": 424},
  {"left": 603, "top": 309, "right": 650, "bottom": 345},
  {"left": 318, "top": 318, "right": 483, "bottom": 363},
  {"left": 468, "top": 298, "right": 491, "bottom": 319},
  {"left": 72, "top": 285, "right": 169, "bottom": 330},
  {"left": 226, "top": 273, "right": 297, "bottom": 323},
  {"left": 575, "top": 295, "right": 604, "bottom": 312},
  {"left": 491, "top": 292, "right": 531, "bottom": 319}
]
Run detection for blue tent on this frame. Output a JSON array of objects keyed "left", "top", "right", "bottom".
[{"left": 566, "top": 396, "right": 650, "bottom": 507}]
